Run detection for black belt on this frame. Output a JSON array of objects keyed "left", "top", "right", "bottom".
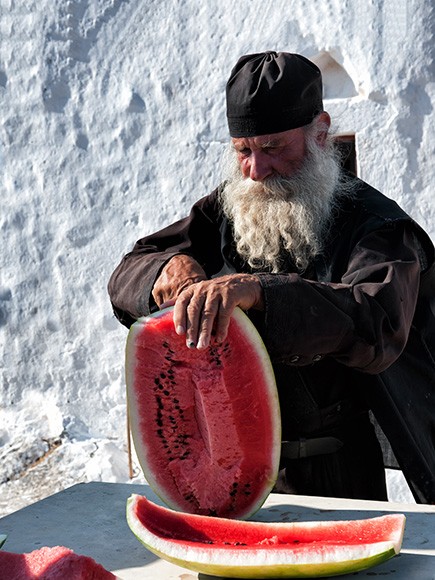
[{"left": 281, "top": 436, "right": 343, "bottom": 459}]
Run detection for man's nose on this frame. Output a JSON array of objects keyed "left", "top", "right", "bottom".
[{"left": 246, "top": 151, "right": 273, "bottom": 181}]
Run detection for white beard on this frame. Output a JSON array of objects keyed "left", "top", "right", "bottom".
[{"left": 219, "top": 135, "right": 349, "bottom": 273}]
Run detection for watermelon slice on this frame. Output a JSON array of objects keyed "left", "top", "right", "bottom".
[
  {"left": 0, "top": 546, "right": 117, "bottom": 579},
  {"left": 127, "top": 494, "right": 406, "bottom": 578},
  {"left": 125, "top": 306, "right": 280, "bottom": 519}
]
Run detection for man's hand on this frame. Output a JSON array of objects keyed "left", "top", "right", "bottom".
[
  {"left": 173, "top": 273, "right": 264, "bottom": 350},
  {"left": 152, "top": 254, "right": 207, "bottom": 307}
]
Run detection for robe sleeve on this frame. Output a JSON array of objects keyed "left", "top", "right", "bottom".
[
  {"left": 108, "top": 191, "right": 223, "bottom": 326},
  {"left": 256, "top": 224, "right": 422, "bottom": 374}
]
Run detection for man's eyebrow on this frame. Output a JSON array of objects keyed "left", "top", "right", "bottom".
[
  {"left": 232, "top": 141, "right": 248, "bottom": 151},
  {"left": 261, "top": 138, "right": 283, "bottom": 148}
]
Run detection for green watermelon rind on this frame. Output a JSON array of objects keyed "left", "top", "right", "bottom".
[
  {"left": 0, "top": 535, "right": 7, "bottom": 549},
  {"left": 126, "top": 495, "right": 405, "bottom": 579},
  {"left": 131, "top": 539, "right": 396, "bottom": 579},
  {"left": 125, "top": 306, "right": 281, "bottom": 519}
]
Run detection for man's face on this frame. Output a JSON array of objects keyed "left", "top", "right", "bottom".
[
  {"left": 221, "top": 117, "right": 343, "bottom": 273},
  {"left": 231, "top": 127, "right": 308, "bottom": 182}
]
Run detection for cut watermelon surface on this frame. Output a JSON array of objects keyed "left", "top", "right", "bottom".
[
  {"left": 127, "top": 494, "right": 406, "bottom": 578},
  {"left": 0, "top": 546, "right": 116, "bottom": 579},
  {"left": 125, "top": 306, "right": 281, "bottom": 519}
]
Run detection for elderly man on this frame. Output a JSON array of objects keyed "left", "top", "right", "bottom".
[{"left": 109, "top": 52, "right": 435, "bottom": 503}]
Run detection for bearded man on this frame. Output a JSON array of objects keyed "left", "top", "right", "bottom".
[{"left": 108, "top": 52, "right": 435, "bottom": 503}]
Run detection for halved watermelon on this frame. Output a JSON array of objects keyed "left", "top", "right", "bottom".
[
  {"left": 0, "top": 546, "right": 117, "bottom": 579},
  {"left": 127, "top": 494, "right": 406, "bottom": 578},
  {"left": 125, "top": 306, "right": 280, "bottom": 519}
]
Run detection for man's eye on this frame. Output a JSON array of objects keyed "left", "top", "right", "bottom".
[
  {"left": 262, "top": 145, "right": 279, "bottom": 154},
  {"left": 238, "top": 148, "right": 251, "bottom": 157}
]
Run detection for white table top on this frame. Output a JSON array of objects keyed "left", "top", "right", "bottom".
[{"left": 0, "top": 482, "right": 434, "bottom": 579}]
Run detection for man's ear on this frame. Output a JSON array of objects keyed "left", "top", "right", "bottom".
[{"left": 315, "top": 112, "right": 331, "bottom": 146}]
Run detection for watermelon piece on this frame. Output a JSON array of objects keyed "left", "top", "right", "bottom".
[
  {"left": 125, "top": 306, "right": 281, "bottom": 519},
  {"left": 127, "top": 494, "right": 406, "bottom": 578},
  {"left": 0, "top": 546, "right": 117, "bottom": 579}
]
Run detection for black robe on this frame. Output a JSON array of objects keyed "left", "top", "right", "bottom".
[{"left": 108, "top": 175, "right": 435, "bottom": 503}]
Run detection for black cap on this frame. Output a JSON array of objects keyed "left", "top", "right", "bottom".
[{"left": 226, "top": 51, "right": 323, "bottom": 137}]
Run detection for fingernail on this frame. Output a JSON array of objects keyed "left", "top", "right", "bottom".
[
  {"left": 176, "top": 325, "right": 185, "bottom": 335},
  {"left": 187, "top": 340, "right": 196, "bottom": 349},
  {"left": 196, "top": 337, "right": 208, "bottom": 350}
]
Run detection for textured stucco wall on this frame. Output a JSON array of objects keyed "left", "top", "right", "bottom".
[{"left": 1, "top": 0, "right": 433, "bottom": 509}]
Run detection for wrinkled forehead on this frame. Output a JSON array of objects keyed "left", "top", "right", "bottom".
[{"left": 231, "top": 127, "right": 307, "bottom": 150}]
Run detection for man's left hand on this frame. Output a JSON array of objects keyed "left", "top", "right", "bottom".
[{"left": 172, "top": 273, "right": 264, "bottom": 349}]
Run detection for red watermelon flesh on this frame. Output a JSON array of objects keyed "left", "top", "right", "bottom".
[
  {"left": 125, "top": 307, "right": 281, "bottom": 519},
  {"left": 0, "top": 546, "right": 116, "bottom": 579}
]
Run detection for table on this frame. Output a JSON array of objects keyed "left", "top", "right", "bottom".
[{"left": 0, "top": 482, "right": 434, "bottom": 579}]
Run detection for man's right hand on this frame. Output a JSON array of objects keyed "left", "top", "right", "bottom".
[{"left": 152, "top": 254, "right": 207, "bottom": 307}]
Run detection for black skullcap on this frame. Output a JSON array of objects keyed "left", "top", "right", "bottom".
[{"left": 226, "top": 51, "right": 323, "bottom": 137}]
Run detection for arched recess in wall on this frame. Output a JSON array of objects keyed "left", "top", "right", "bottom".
[{"left": 311, "top": 51, "right": 358, "bottom": 175}]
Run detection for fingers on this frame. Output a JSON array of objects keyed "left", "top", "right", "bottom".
[
  {"left": 172, "top": 274, "right": 263, "bottom": 350},
  {"left": 213, "top": 302, "right": 233, "bottom": 344},
  {"left": 152, "top": 282, "right": 173, "bottom": 308},
  {"left": 194, "top": 299, "right": 221, "bottom": 350},
  {"left": 159, "top": 298, "right": 176, "bottom": 310},
  {"left": 173, "top": 289, "right": 195, "bottom": 344},
  {"left": 152, "top": 288, "right": 164, "bottom": 307},
  {"left": 152, "top": 254, "right": 208, "bottom": 307},
  {"left": 173, "top": 287, "right": 216, "bottom": 349}
]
